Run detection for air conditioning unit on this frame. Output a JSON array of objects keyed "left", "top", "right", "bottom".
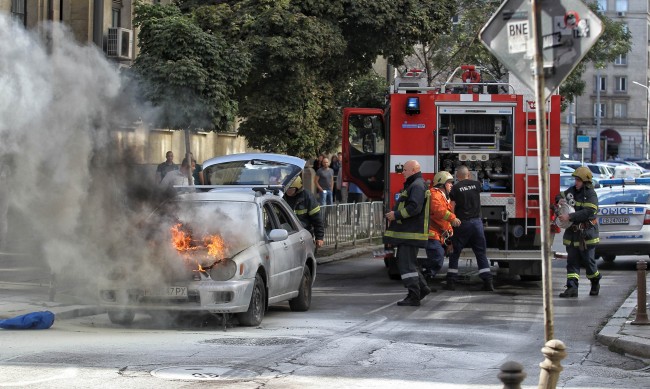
[
  {"left": 617, "top": 11, "right": 626, "bottom": 17},
  {"left": 106, "top": 27, "right": 133, "bottom": 60}
]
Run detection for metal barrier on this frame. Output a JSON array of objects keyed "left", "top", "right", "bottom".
[{"left": 320, "top": 202, "right": 385, "bottom": 248}]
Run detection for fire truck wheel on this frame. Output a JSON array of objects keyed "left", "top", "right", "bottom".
[
  {"left": 602, "top": 255, "right": 616, "bottom": 263},
  {"left": 289, "top": 266, "right": 312, "bottom": 312},
  {"left": 108, "top": 309, "right": 135, "bottom": 325},
  {"left": 237, "top": 274, "right": 266, "bottom": 326}
]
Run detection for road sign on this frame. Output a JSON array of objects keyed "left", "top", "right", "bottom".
[
  {"left": 480, "top": 0, "right": 603, "bottom": 100},
  {"left": 576, "top": 135, "right": 590, "bottom": 148}
]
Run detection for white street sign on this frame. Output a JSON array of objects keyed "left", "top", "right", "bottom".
[
  {"left": 480, "top": 0, "right": 603, "bottom": 100},
  {"left": 576, "top": 135, "right": 590, "bottom": 148}
]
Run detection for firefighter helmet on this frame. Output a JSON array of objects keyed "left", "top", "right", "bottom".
[
  {"left": 289, "top": 175, "right": 303, "bottom": 190},
  {"left": 433, "top": 171, "right": 454, "bottom": 187},
  {"left": 572, "top": 166, "right": 592, "bottom": 182}
]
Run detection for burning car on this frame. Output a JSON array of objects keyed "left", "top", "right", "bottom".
[{"left": 99, "top": 154, "right": 316, "bottom": 326}]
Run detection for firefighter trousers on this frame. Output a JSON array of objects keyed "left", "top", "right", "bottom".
[
  {"left": 422, "top": 239, "right": 444, "bottom": 277},
  {"left": 396, "top": 244, "right": 427, "bottom": 298},
  {"left": 565, "top": 245, "right": 600, "bottom": 284},
  {"left": 447, "top": 218, "right": 492, "bottom": 281}
]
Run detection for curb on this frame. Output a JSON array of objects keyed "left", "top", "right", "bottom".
[
  {"left": 316, "top": 244, "right": 383, "bottom": 265},
  {"left": 596, "top": 289, "right": 650, "bottom": 359}
]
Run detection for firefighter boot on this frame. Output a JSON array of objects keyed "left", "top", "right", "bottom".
[
  {"left": 397, "top": 282, "right": 421, "bottom": 306},
  {"left": 559, "top": 280, "right": 579, "bottom": 298},
  {"left": 589, "top": 274, "right": 602, "bottom": 296},
  {"left": 443, "top": 278, "right": 456, "bottom": 291},
  {"left": 481, "top": 278, "right": 495, "bottom": 292},
  {"left": 419, "top": 285, "right": 431, "bottom": 301}
]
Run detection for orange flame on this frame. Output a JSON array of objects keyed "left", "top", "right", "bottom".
[
  {"left": 205, "top": 235, "right": 226, "bottom": 258},
  {"left": 170, "top": 224, "right": 228, "bottom": 273},
  {"left": 171, "top": 224, "right": 195, "bottom": 252}
]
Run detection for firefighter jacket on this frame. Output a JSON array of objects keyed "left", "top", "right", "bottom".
[
  {"left": 383, "top": 172, "right": 430, "bottom": 248},
  {"left": 556, "top": 183, "right": 599, "bottom": 248},
  {"left": 283, "top": 189, "right": 325, "bottom": 241},
  {"left": 428, "top": 186, "right": 456, "bottom": 243}
]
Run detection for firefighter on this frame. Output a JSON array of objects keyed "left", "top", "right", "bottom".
[
  {"left": 384, "top": 160, "right": 431, "bottom": 306},
  {"left": 283, "top": 176, "right": 324, "bottom": 248},
  {"left": 446, "top": 165, "right": 494, "bottom": 291},
  {"left": 555, "top": 166, "right": 601, "bottom": 298},
  {"left": 423, "top": 171, "right": 461, "bottom": 282}
]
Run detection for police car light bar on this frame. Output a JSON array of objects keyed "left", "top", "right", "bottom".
[{"left": 598, "top": 178, "right": 650, "bottom": 186}]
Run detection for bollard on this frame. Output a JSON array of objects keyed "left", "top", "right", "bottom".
[
  {"left": 537, "top": 339, "right": 566, "bottom": 389},
  {"left": 498, "top": 361, "right": 526, "bottom": 389},
  {"left": 631, "top": 260, "right": 650, "bottom": 325}
]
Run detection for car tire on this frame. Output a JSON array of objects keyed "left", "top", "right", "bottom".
[
  {"left": 602, "top": 255, "right": 616, "bottom": 263},
  {"left": 289, "top": 266, "right": 312, "bottom": 312},
  {"left": 237, "top": 274, "right": 266, "bottom": 326},
  {"left": 108, "top": 309, "right": 135, "bottom": 325}
]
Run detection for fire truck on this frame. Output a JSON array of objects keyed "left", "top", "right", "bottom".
[{"left": 341, "top": 65, "right": 561, "bottom": 280}]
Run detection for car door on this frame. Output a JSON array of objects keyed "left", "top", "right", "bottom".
[
  {"left": 263, "top": 202, "right": 303, "bottom": 298},
  {"left": 268, "top": 201, "right": 304, "bottom": 295}
]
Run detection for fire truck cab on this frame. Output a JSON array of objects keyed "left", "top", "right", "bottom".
[{"left": 342, "top": 66, "right": 561, "bottom": 280}]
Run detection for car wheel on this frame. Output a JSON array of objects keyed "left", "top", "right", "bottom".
[
  {"left": 289, "top": 266, "right": 312, "bottom": 312},
  {"left": 237, "top": 274, "right": 266, "bottom": 326},
  {"left": 108, "top": 309, "right": 135, "bottom": 325},
  {"left": 602, "top": 255, "right": 616, "bottom": 263}
]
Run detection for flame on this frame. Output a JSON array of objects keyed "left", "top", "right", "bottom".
[
  {"left": 205, "top": 235, "right": 226, "bottom": 258},
  {"left": 171, "top": 224, "right": 195, "bottom": 252},
  {"left": 170, "top": 224, "right": 228, "bottom": 273}
]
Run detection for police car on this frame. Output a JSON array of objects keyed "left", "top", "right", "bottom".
[{"left": 595, "top": 178, "right": 650, "bottom": 263}]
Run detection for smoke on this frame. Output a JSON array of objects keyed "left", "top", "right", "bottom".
[{"left": 0, "top": 16, "right": 169, "bottom": 298}]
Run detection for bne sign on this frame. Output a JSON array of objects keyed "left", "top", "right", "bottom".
[{"left": 508, "top": 20, "right": 529, "bottom": 53}]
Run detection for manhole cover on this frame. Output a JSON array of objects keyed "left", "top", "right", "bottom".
[
  {"left": 151, "top": 366, "right": 258, "bottom": 381},
  {"left": 202, "top": 337, "right": 304, "bottom": 346}
]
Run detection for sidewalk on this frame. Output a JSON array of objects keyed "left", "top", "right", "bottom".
[{"left": 2, "top": 245, "right": 649, "bottom": 360}]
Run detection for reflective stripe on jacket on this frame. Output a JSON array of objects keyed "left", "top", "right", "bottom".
[
  {"left": 383, "top": 172, "right": 430, "bottom": 247},
  {"left": 559, "top": 183, "right": 599, "bottom": 247}
]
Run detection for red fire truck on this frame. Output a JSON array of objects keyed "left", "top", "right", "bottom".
[{"left": 342, "top": 65, "right": 561, "bottom": 280}]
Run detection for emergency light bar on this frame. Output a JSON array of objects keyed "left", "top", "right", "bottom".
[
  {"left": 598, "top": 178, "right": 650, "bottom": 186},
  {"left": 406, "top": 97, "right": 420, "bottom": 114}
]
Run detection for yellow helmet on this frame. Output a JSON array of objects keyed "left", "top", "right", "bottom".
[
  {"left": 572, "top": 166, "right": 592, "bottom": 182},
  {"left": 289, "top": 175, "right": 303, "bottom": 189},
  {"left": 433, "top": 171, "right": 454, "bottom": 187}
]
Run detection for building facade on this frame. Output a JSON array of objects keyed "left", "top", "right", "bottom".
[
  {"left": 567, "top": 0, "right": 649, "bottom": 162},
  {"left": 2, "top": 0, "right": 251, "bottom": 168}
]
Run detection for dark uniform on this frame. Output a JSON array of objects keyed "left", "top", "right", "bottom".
[
  {"left": 447, "top": 176, "right": 493, "bottom": 291},
  {"left": 556, "top": 166, "right": 600, "bottom": 297},
  {"left": 283, "top": 188, "right": 325, "bottom": 242},
  {"left": 384, "top": 171, "right": 430, "bottom": 304}
]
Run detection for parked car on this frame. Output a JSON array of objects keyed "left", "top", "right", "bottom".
[
  {"left": 559, "top": 173, "right": 600, "bottom": 192},
  {"left": 99, "top": 154, "right": 316, "bottom": 326},
  {"left": 594, "top": 179, "right": 650, "bottom": 263},
  {"left": 560, "top": 165, "right": 575, "bottom": 173}
]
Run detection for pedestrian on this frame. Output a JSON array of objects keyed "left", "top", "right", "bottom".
[
  {"left": 423, "top": 171, "right": 461, "bottom": 283},
  {"left": 346, "top": 182, "right": 364, "bottom": 224},
  {"left": 314, "top": 157, "right": 334, "bottom": 206},
  {"left": 155, "top": 151, "right": 178, "bottom": 183},
  {"left": 283, "top": 176, "right": 325, "bottom": 248},
  {"left": 312, "top": 154, "right": 325, "bottom": 172},
  {"left": 446, "top": 165, "right": 494, "bottom": 291},
  {"left": 159, "top": 157, "right": 193, "bottom": 190},
  {"left": 384, "top": 160, "right": 431, "bottom": 306},
  {"left": 331, "top": 153, "right": 342, "bottom": 202},
  {"left": 555, "top": 166, "right": 601, "bottom": 298},
  {"left": 186, "top": 152, "right": 204, "bottom": 185}
]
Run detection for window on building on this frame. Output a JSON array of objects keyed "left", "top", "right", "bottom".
[
  {"left": 597, "top": 0, "right": 607, "bottom": 11},
  {"left": 615, "top": 76, "right": 627, "bottom": 92},
  {"left": 614, "top": 103, "right": 628, "bottom": 118},
  {"left": 614, "top": 54, "right": 627, "bottom": 65},
  {"left": 616, "top": 0, "right": 628, "bottom": 12},
  {"left": 111, "top": 8, "right": 121, "bottom": 28},
  {"left": 594, "top": 103, "right": 607, "bottom": 118},
  {"left": 594, "top": 75, "right": 607, "bottom": 92},
  {"left": 11, "top": 0, "right": 26, "bottom": 26}
]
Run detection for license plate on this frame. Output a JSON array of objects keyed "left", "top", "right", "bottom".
[
  {"left": 144, "top": 287, "right": 188, "bottom": 297},
  {"left": 599, "top": 216, "right": 629, "bottom": 225}
]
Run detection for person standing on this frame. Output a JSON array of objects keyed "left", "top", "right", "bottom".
[
  {"left": 283, "top": 176, "right": 324, "bottom": 248},
  {"left": 423, "top": 171, "right": 461, "bottom": 282},
  {"left": 555, "top": 166, "right": 601, "bottom": 297},
  {"left": 384, "top": 160, "right": 431, "bottom": 306},
  {"left": 330, "top": 153, "right": 342, "bottom": 202},
  {"left": 156, "top": 151, "right": 178, "bottom": 183},
  {"left": 159, "top": 158, "right": 193, "bottom": 190},
  {"left": 314, "top": 157, "right": 334, "bottom": 206},
  {"left": 446, "top": 165, "right": 494, "bottom": 291}
]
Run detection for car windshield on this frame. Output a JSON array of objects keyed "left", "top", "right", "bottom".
[
  {"left": 203, "top": 159, "right": 302, "bottom": 186},
  {"left": 598, "top": 189, "right": 650, "bottom": 206},
  {"left": 152, "top": 200, "right": 261, "bottom": 259}
]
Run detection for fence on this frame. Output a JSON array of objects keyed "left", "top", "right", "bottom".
[{"left": 320, "top": 201, "right": 385, "bottom": 248}]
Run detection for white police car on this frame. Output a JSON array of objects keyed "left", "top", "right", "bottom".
[{"left": 595, "top": 178, "right": 650, "bottom": 263}]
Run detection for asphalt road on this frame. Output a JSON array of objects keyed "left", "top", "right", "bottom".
[{"left": 1, "top": 249, "right": 648, "bottom": 388}]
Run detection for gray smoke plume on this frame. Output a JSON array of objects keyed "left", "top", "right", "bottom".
[{"left": 0, "top": 15, "right": 170, "bottom": 298}]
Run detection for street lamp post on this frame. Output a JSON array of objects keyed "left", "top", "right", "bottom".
[{"left": 632, "top": 81, "right": 650, "bottom": 160}]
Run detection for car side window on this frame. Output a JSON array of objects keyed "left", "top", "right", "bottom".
[
  {"left": 270, "top": 202, "right": 297, "bottom": 233},
  {"left": 262, "top": 205, "right": 274, "bottom": 235}
]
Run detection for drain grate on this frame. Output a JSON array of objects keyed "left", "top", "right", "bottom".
[{"left": 151, "top": 366, "right": 258, "bottom": 381}]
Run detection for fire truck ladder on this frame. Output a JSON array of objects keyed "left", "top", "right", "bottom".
[{"left": 524, "top": 101, "right": 545, "bottom": 232}]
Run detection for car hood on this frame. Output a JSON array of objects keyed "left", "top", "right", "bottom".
[{"left": 201, "top": 153, "right": 305, "bottom": 191}]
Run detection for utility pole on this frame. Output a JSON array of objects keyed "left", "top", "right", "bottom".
[
  {"left": 595, "top": 69, "right": 601, "bottom": 162},
  {"left": 632, "top": 80, "right": 650, "bottom": 160}
]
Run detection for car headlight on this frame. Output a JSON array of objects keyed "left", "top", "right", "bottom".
[{"left": 209, "top": 259, "right": 237, "bottom": 281}]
